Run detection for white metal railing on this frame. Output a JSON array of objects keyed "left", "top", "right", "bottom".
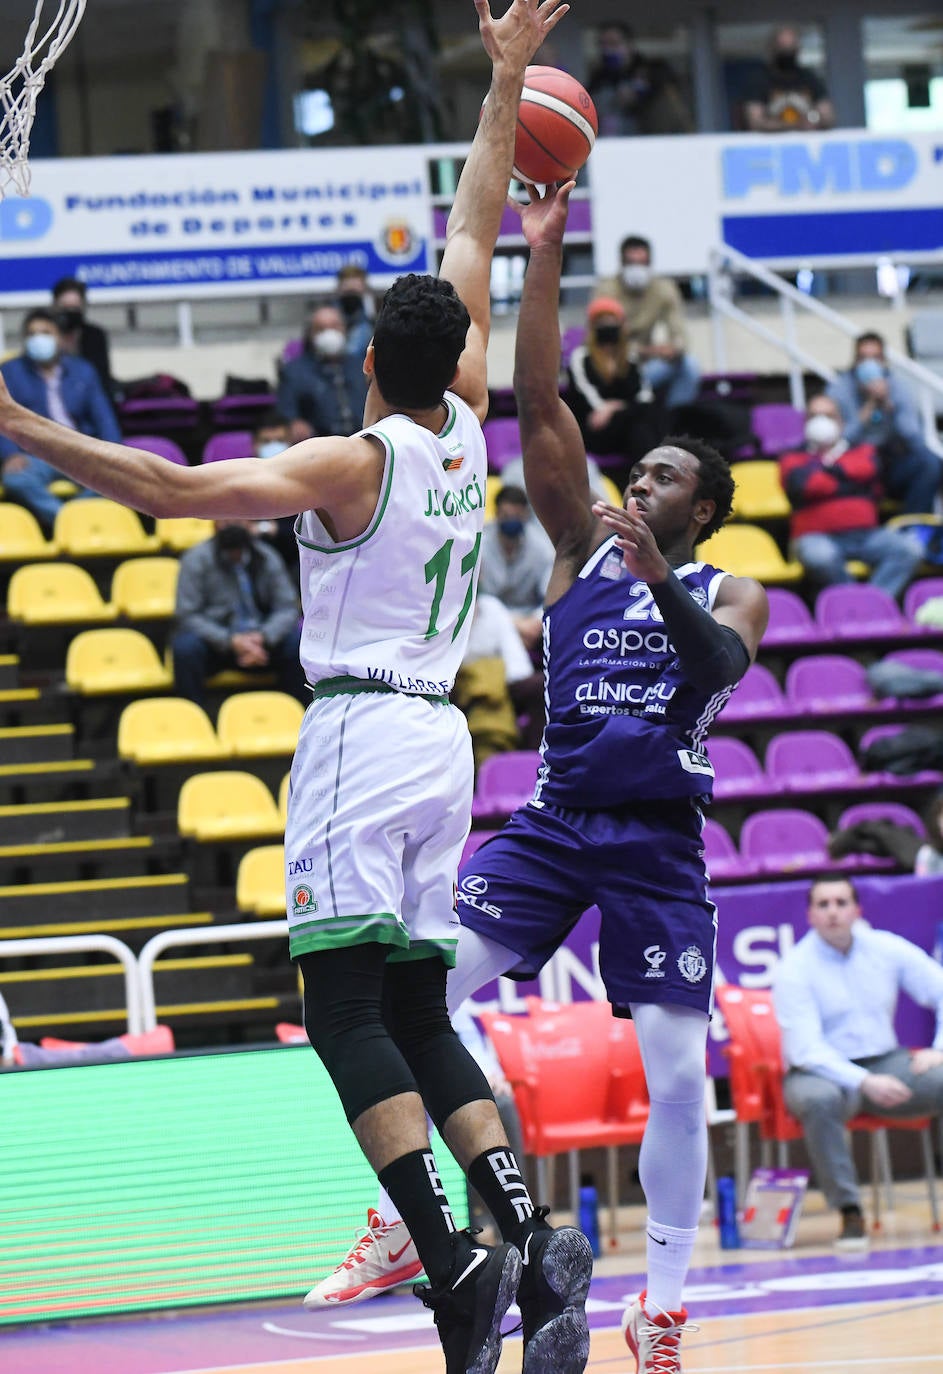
[
  {"left": 137, "top": 920, "right": 288, "bottom": 1031},
  {"left": 707, "top": 243, "right": 943, "bottom": 451},
  {"left": 0, "top": 934, "right": 143, "bottom": 1034}
]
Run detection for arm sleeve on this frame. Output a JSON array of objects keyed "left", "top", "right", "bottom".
[
  {"left": 0, "top": 362, "right": 22, "bottom": 460},
  {"left": 276, "top": 362, "right": 302, "bottom": 422},
  {"left": 85, "top": 368, "right": 122, "bottom": 443},
  {"left": 888, "top": 377, "right": 923, "bottom": 442},
  {"left": 779, "top": 451, "right": 839, "bottom": 506},
  {"left": 258, "top": 551, "right": 301, "bottom": 646},
  {"left": 891, "top": 934, "right": 943, "bottom": 1050},
  {"left": 826, "top": 374, "right": 867, "bottom": 445},
  {"left": 773, "top": 962, "right": 869, "bottom": 1090},
  {"left": 649, "top": 569, "right": 750, "bottom": 692},
  {"left": 174, "top": 551, "right": 232, "bottom": 652},
  {"left": 661, "top": 279, "right": 688, "bottom": 351}
]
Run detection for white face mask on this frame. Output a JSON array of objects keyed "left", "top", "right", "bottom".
[
  {"left": 621, "top": 264, "right": 652, "bottom": 292},
  {"left": 312, "top": 328, "right": 346, "bottom": 360},
  {"left": 805, "top": 414, "right": 841, "bottom": 449},
  {"left": 25, "top": 333, "right": 58, "bottom": 364}
]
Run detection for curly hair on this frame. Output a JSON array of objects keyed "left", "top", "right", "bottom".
[
  {"left": 372, "top": 274, "right": 471, "bottom": 411},
  {"left": 661, "top": 433, "right": 735, "bottom": 544}
]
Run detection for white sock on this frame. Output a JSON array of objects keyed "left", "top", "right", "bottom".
[
  {"left": 644, "top": 1218, "right": 698, "bottom": 1315},
  {"left": 376, "top": 1111, "right": 437, "bottom": 1225}
]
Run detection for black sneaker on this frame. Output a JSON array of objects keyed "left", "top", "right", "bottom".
[
  {"left": 835, "top": 1206, "right": 869, "bottom": 1253},
  {"left": 517, "top": 1208, "right": 593, "bottom": 1374},
  {"left": 415, "top": 1231, "right": 522, "bottom": 1374}
]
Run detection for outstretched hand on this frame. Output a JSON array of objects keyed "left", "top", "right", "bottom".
[
  {"left": 508, "top": 180, "right": 575, "bottom": 250},
  {"left": 475, "top": 0, "right": 569, "bottom": 72},
  {"left": 592, "top": 497, "right": 670, "bottom": 583}
]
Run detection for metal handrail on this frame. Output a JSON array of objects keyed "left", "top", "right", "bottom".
[
  {"left": 708, "top": 243, "right": 943, "bottom": 449},
  {"left": 0, "top": 934, "right": 142, "bottom": 1034},
  {"left": 137, "top": 920, "right": 288, "bottom": 1031}
]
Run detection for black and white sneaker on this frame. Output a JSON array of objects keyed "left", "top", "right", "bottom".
[
  {"left": 415, "top": 1231, "right": 522, "bottom": 1374},
  {"left": 517, "top": 1208, "right": 593, "bottom": 1374}
]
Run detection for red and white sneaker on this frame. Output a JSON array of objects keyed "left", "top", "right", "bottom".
[
  {"left": 622, "top": 1290, "right": 698, "bottom": 1373},
  {"left": 303, "top": 1209, "right": 423, "bottom": 1309}
]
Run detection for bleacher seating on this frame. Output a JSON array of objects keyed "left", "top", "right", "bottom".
[
  {"left": 126, "top": 435, "right": 189, "bottom": 466},
  {"left": 203, "top": 431, "right": 254, "bottom": 464},
  {"left": 55, "top": 499, "right": 160, "bottom": 559},
  {"left": 8, "top": 564, "right": 117, "bottom": 625},
  {"left": 110, "top": 557, "right": 179, "bottom": 620},
  {"left": 66, "top": 628, "right": 174, "bottom": 695}
]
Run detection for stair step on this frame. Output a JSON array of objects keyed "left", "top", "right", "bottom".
[
  {"left": 0, "top": 797, "right": 133, "bottom": 845},
  {"left": 0, "top": 724, "right": 75, "bottom": 765},
  {"left": 0, "top": 873, "right": 191, "bottom": 922}
]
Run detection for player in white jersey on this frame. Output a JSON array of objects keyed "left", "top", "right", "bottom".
[{"left": 0, "top": 7, "right": 596, "bottom": 1374}]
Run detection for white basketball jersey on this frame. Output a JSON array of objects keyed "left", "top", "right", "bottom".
[{"left": 296, "top": 391, "right": 488, "bottom": 695}]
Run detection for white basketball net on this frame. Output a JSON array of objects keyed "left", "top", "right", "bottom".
[{"left": 0, "top": 0, "right": 88, "bottom": 198}]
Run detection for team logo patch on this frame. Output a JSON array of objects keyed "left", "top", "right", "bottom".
[
  {"left": 292, "top": 883, "right": 318, "bottom": 917},
  {"left": 643, "top": 944, "right": 666, "bottom": 979},
  {"left": 441, "top": 454, "right": 465, "bottom": 472},
  {"left": 678, "top": 945, "right": 707, "bottom": 983}
]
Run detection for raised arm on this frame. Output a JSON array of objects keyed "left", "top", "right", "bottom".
[
  {"left": 512, "top": 182, "right": 596, "bottom": 558},
  {"left": 440, "top": 0, "right": 568, "bottom": 420}
]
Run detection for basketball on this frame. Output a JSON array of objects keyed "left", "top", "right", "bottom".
[{"left": 513, "top": 65, "right": 598, "bottom": 186}]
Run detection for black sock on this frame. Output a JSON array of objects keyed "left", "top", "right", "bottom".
[
  {"left": 378, "top": 1149, "right": 456, "bottom": 1288},
  {"left": 467, "top": 1147, "right": 535, "bottom": 1244}
]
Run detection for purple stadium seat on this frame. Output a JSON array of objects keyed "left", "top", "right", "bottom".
[
  {"left": 209, "top": 393, "right": 278, "bottom": 431},
  {"left": 719, "top": 662, "right": 790, "bottom": 721},
  {"left": 784, "top": 655, "right": 876, "bottom": 713},
  {"left": 561, "top": 325, "right": 586, "bottom": 367},
  {"left": 125, "top": 435, "right": 188, "bottom": 465},
  {"left": 765, "top": 730, "right": 878, "bottom": 792},
  {"left": 281, "top": 338, "right": 304, "bottom": 364},
  {"left": 815, "top": 585, "right": 906, "bottom": 639},
  {"left": 837, "top": 801, "right": 926, "bottom": 837},
  {"left": 203, "top": 431, "right": 255, "bottom": 464},
  {"left": 461, "top": 829, "right": 499, "bottom": 868},
  {"left": 482, "top": 418, "right": 523, "bottom": 473},
  {"left": 739, "top": 808, "right": 832, "bottom": 874},
  {"left": 471, "top": 750, "right": 540, "bottom": 818},
  {"left": 707, "top": 737, "right": 770, "bottom": 798},
  {"left": 883, "top": 648, "right": 943, "bottom": 676},
  {"left": 702, "top": 818, "right": 751, "bottom": 880},
  {"left": 904, "top": 577, "right": 943, "bottom": 623},
  {"left": 763, "top": 588, "right": 820, "bottom": 646},
  {"left": 118, "top": 396, "right": 200, "bottom": 434},
  {"left": 749, "top": 403, "right": 805, "bottom": 456}
]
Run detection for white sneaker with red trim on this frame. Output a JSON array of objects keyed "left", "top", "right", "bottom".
[
  {"left": 622, "top": 1290, "right": 698, "bottom": 1373},
  {"left": 303, "top": 1209, "right": 424, "bottom": 1309}
]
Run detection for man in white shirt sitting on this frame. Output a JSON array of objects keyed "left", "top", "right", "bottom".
[{"left": 773, "top": 876, "right": 943, "bottom": 1250}]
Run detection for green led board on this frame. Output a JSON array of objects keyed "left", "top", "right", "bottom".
[{"left": 1, "top": 1046, "right": 468, "bottom": 1326}]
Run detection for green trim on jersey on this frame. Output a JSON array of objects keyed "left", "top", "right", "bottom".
[
  {"left": 289, "top": 912, "right": 406, "bottom": 959},
  {"left": 309, "top": 675, "right": 449, "bottom": 706},
  {"left": 438, "top": 397, "right": 457, "bottom": 440},
  {"left": 294, "top": 434, "right": 396, "bottom": 554},
  {"left": 387, "top": 937, "right": 459, "bottom": 968}
]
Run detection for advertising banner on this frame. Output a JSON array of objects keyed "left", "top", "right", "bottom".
[
  {"left": 591, "top": 129, "right": 943, "bottom": 276},
  {"left": 0, "top": 146, "right": 432, "bottom": 301}
]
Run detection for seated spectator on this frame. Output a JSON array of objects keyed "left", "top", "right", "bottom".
[
  {"left": 780, "top": 394, "right": 924, "bottom": 600},
  {"left": 277, "top": 304, "right": 369, "bottom": 444},
  {"left": 335, "top": 264, "right": 375, "bottom": 360},
  {"left": 586, "top": 21, "right": 693, "bottom": 137},
  {"left": 171, "top": 519, "right": 305, "bottom": 706},
  {"left": 596, "top": 236, "right": 700, "bottom": 409},
  {"left": 828, "top": 789, "right": 943, "bottom": 873},
  {"left": 454, "top": 592, "right": 545, "bottom": 766},
  {"left": 52, "top": 276, "right": 116, "bottom": 399},
  {"left": 773, "top": 876, "right": 943, "bottom": 1250},
  {"left": 565, "top": 298, "right": 663, "bottom": 473},
  {"left": 478, "top": 485, "right": 553, "bottom": 652},
  {"left": 743, "top": 26, "right": 835, "bottom": 132},
  {"left": 827, "top": 332, "right": 941, "bottom": 516},
  {"left": 0, "top": 308, "right": 121, "bottom": 533}
]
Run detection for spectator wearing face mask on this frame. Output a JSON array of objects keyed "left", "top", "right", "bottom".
[
  {"left": 743, "top": 26, "right": 835, "bottom": 133},
  {"left": 586, "top": 21, "right": 693, "bottom": 137},
  {"left": 51, "top": 276, "right": 116, "bottom": 399},
  {"left": 779, "top": 394, "right": 924, "bottom": 600},
  {"left": 334, "top": 264, "right": 375, "bottom": 361},
  {"left": 596, "top": 236, "right": 700, "bottom": 410},
  {"left": 478, "top": 485, "right": 554, "bottom": 652},
  {"left": 277, "top": 304, "right": 369, "bottom": 445},
  {"left": 0, "top": 308, "right": 121, "bottom": 533},
  {"left": 827, "top": 332, "right": 941, "bottom": 516},
  {"left": 171, "top": 519, "right": 305, "bottom": 707},
  {"left": 565, "top": 297, "right": 662, "bottom": 475}
]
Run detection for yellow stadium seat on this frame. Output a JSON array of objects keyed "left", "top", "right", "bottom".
[
  {"left": 7, "top": 563, "right": 117, "bottom": 625},
  {"left": 729, "top": 462, "right": 791, "bottom": 523},
  {"left": 698, "top": 523, "right": 804, "bottom": 585},
  {"left": 216, "top": 691, "right": 305, "bottom": 758},
  {"left": 156, "top": 516, "right": 215, "bottom": 552},
  {"left": 111, "top": 557, "right": 179, "bottom": 618},
  {"left": 66, "top": 628, "right": 174, "bottom": 695},
  {"left": 47, "top": 480, "right": 79, "bottom": 498},
  {"left": 177, "top": 770, "right": 283, "bottom": 842},
  {"left": 236, "top": 844, "right": 286, "bottom": 918},
  {"left": 118, "top": 697, "right": 227, "bottom": 765},
  {"left": 0, "top": 503, "right": 59, "bottom": 561},
  {"left": 55, "top": 499, "right": 160, "bottom": 557},
  {"left": 278, "top": 771, "right": 290, "bottom": 825}
]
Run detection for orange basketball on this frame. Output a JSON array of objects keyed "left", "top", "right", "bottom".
[{"left": 513, "top": 65, "right": 598, "bottom": 186}]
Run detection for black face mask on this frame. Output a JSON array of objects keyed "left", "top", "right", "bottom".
[
  {"left": 339, "top": 292, "right": 364, "bottom": 317},
  {"left": 773, "top": 51, "right": 799, "bottom": 70},
  {"left": 57, "top": 308, "right": 84, "bottom": 332},
  {"left": 594, "top": 324, "right": 622, "bottom": 346},
  {"left": 216, "top": 525, "right": 252, "bottom": 554}
]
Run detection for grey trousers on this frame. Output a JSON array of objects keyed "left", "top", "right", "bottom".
[{"left": 783, "top": 1048, "right": 943, "bottom": 1210}]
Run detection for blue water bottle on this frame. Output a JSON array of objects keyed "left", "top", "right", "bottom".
[
  {"left": 578, "top": 1179, "right": 601, "bottom": 1258},
  {"left": 716, "top": 1175, "right": 741, "bottom": 1249}
]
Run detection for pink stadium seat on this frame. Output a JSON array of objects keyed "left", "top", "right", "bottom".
[
  {"left": 126, "top": 434, "right": 188, "bottom": 466},
  {"left": 701, "top": 818, "right": 751, "bottom": 880},
  {"left": 815, "top": 585, "right": 906, "bottom": 639},
  {"left": 203, "top": 430, "right": 255, "bottom": 464},
  {"left": 762, "top": 588, "right": 820, "bottom": 646},
  {"left": 739, "top": 808, "right": 833, "bottom": 874},
  {"left": 719, "top": 662, "right": 790, "bottom": 720},
  {"left": 482, "top": 417, "right": 523, "bottom": 473},
  {"left": 749, "top": 403, "right": 805, "bottom": 456},
  {"left": 472, "top": 750, "right": 540, "bottom": 818},
  {"left": 784, "top": 655, "right": 875, "bottom": 713},
  {"left": 765, "top": 730, "right": 878, "bottom": 793},
  {"left": 707, "top": 737, "right": 770, "bottom": 799}
]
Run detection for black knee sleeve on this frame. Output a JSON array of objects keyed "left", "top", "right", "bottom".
[
  {"left": 382, "top": 957, "right": 493, "bottom": 1129},
  {"left": 299, "top": 947, "right": 417, "bottom": 1124}
]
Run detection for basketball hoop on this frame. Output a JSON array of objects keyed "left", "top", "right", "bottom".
[{"left": 0, "top": 0, "right": 88, "bottom": 199}]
